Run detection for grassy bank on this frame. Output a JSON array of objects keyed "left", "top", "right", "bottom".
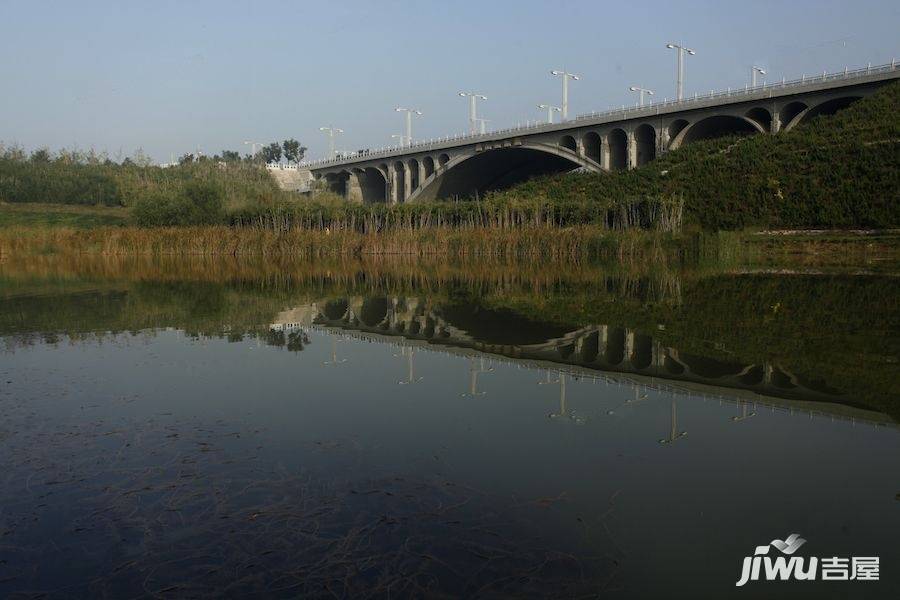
[{"left": 485, "top": 79, "right": 900, "bottom": 229}]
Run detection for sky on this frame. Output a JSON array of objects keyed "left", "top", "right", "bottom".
[{"left": 0, "top": 0, "right": 897, "bottom": 163}]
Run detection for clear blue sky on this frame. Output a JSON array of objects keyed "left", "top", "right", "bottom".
[{"left": 0, "top": 0, "right": 896, "bottom": 162}]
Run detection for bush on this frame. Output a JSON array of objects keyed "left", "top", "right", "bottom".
[{"left": 132, "top": 182, "right": 225, "bottom": 227}]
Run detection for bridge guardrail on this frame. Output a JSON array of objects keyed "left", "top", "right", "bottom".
[{"left": 302, "top": 61, "right": 898, "bottom": 169}]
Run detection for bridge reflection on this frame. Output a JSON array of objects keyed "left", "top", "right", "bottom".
[{"left": 269, "top": 295, "right": 896, "bottom": 428}]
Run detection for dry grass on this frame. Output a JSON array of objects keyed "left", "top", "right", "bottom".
[{"left": 0, "top": 224, "right": 680, "bottom": 263}]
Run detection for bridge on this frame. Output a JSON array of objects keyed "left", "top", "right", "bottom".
[{"left": 306, "top": 63, "right": 899, "bottom": 203}]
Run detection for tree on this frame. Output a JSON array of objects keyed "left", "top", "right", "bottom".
[
  {"left": 261, "top": 142, "right": 282, "bottom": 164},
  {"left": 282, "top": 139, "right": 307, "bottom": 165},
  {"left": 178, "top": 153, "right": 195, "bottom": 165},
  {"left": 221, "top": 150, "right": 241, "bottom": 162},
  {"left": 30, "top": 148, "right": 51, "bottom": 163}
]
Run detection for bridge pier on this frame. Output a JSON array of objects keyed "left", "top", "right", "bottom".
[
  {"left": 600, "top": 136, "right": 610, "bottom": 171},
  {"left": 403, "top": 165, "right": 413, "bottom": 202},
  {"left": 388, "top": 164, "right": 400, "bottom": 205},
  {"left": 771, "top": 111, "right": 782, "bottom": 134},
  {"left": 626, "top": 130, "right": 637, "bottom": 170},
  {"left": 346, "top": 171, "right": 363, "bottom": 203}
]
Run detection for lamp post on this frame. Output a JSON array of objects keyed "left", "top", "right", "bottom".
[
  {"left": 395, "top": 107, "right": 422, "bottom": 146},
  {"left": 391, "top": 134, "right": 405, "bottom": 147},
  {"left": 628, "top": 86, "right": 655, "bottom": 107},
  {"left": 319, "top": 127, "right": 343, "bottom": 159},
  {"left": 550, "top": 70, "right": 580, "bottom": 120},
  {"left": 458, "top": 92, "right": 487, "bottom": 134},
  {"left": 751, "top": 66, "right": 766, "bottom": 87},
  {"left": 243, "top": 141, "right": 263, "bottom": 160},
  {"left": 665, "top": 43, "right": 696, "bottom": 101},
  {"left": 537, "top": 103, "right": 561, "bottom": 124}
]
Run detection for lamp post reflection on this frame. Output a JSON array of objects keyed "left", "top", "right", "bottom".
[
  {"left": 659, "top": 397, "right": 687, "bottom": 444},
  {"left": 607, "top": 384, "right": 649, "bottom": 415},
  {"left": 543, "top": 372, "right": 585, "bottom": 424},
  {"left": 396, "top": 346, "right": 423, "bottom": 385},
  {"left": 461, "top": 357, "right": 493, "bottom": 396},
  {"left": 731, "top": 401, "right": 757, "bottom": 422},
  {"left": 323, "top": 336, "right": 347, "bottom": 366}
]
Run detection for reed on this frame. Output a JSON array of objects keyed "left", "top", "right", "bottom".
[{"left": 0, "top": 224, "right": 687, "bottom": 263}]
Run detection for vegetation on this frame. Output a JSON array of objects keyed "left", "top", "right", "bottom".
[
  {"left": 0, "top": 145, "right": 293, "bottom": 211},
  {"left": 0, "top": 82, "right": 896, "bottom": 235},
  {"left": 132, "top": 181, "right": 225, "bottom": 227},
  {"left": 485, "top": 80, "right": 900, "bottom": 230}
]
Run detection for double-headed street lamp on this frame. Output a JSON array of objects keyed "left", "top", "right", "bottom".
[
  {"left": 550, "top": 70, "right": 580, "bottom": 120},
  {"left": 395, "top": 107, "right": 422, "bottom": 146},
  {"left": 628, "top": 86, "right": 654, "bottom": 107},
  {"left": 537, "top": 103, "right": 561, "bottom": 124},
  {"left": 319, "top": 126, "right": 343, "bottom": 159},
  {"left": 243, "top": 140, "right": 264, "bottom": 159},
  {"left": 458, "top": 92, "right": 487, "bottom": 134},
  {"left": 666, "top": 43, "right": 696, "bottom": 101},
  {"left": 751, "top": 66, "right": 767, "bottom": 87}
]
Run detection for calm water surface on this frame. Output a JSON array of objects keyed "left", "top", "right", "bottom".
[{"left": 0, "top": 256, "right": 897, "bottom": 598}]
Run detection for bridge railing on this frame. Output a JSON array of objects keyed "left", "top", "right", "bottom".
[{"left": 301, "top": 60, "right": 898, "bottom": 169}]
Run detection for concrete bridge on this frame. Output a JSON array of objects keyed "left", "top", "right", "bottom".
[{"left": 307, "top": 63, "right": 899, "bottom": 203}]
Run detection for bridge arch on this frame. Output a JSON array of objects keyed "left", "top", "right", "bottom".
[
  {"left": 359, "top": 297, "right": 389, "bottom": 327},
  {"left": 560, "top": 135, "right": 577, "bottom": 152},
  {"left": 779, "top": 101, "right": 808, "bottom": 132},
  {"left": 783, "top": 95, "right": 862, "bottom": 132},
  {"left": 671, "top": 114, "right": 764, "bottom": 149},
  {"left": 438, "top": 153, "right": 450, "bottom": 167},
  {"left": 582, "top": 131, "right": 601, "bottom": 163},
  {"left": 408, "top": 142, "right": 600, "bottom": 202},
  {"left": 745, "top": 107, "right": 772, "bottom": 132},
  {"left": 608, "top": 128, "right": 627, "bottom": 170},
  {"left": 324, "top": 171, "right": 349, "bottom": 195},
  {"left": 422, "top": 156, "right": 435, "bottom": 179},
  {"left": 407, "top": 158, "right": 420, "bottom": 190},
  {"left": 358, "top": 167, "right": 387, "bottom": 203},
  {"left": 667, "top": 119, "right": 689, "bottom": 147},
  {"left": 635, "top": 124, "right": 656, "bottom": 166}
]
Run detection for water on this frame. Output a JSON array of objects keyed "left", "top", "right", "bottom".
[{"left": 1, "top": 255, "right": 897, "bottom": 598}]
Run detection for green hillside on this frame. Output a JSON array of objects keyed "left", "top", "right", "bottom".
[{"left": 488, "top": 80, "right": 900, "bottom": 229}]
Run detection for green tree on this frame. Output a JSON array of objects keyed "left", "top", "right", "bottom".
[
  {"left": 178, "top": 153, "right": 195, "bottom": 165},
  {"left": 282, "top": 139, "right": 307, "bottom": 164},
  {"left": 261, "top": 142, "right": 282, "bottom": 164},
  {"left": 221, "top": 150, "right": 241, "bottom": 162},
  {"left": 30, "top": 148, "right": 51, "bottom": 163}
]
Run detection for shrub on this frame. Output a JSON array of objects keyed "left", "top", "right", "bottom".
[{"left": 132, "top": 182, "right": 225, "bottom": 227}]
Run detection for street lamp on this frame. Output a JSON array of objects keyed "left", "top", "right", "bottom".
[
  {"left": 319, "top": 126, "right": 343, "bottom": 159},
  {"left": 458, "top": 92, "right": 487, "bottom": 134},
  {"left": 391, "top": 134, "right": 405, "bottom": 147},
  {"left": 537, "top": 103, "right": 561, "bottom": 124},
  {"left": 473, "top": 117, "right": 490, "bottom": 134},
  {"left": 628, "top": 86, "right": 655, "bottom": 107},
  {"left": 550, "top": 70, "right": 580, "bottom": 120},
  {"left": 666, "top": 43, "right": 696, "bottom": 101},
  {"left": 243, "top": 140, "right": 264, "bottom": 159},
  {"left": 395, "top": 107, "right": 422, "bottom": 146},
  {"left": 751, "top": 66, "right": 767, "bottom": 87}
]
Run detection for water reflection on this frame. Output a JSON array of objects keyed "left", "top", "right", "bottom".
[{"left": 1, "top": 255, "right": 898, "bottom": 598}]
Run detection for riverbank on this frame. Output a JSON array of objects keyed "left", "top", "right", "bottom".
[{"left": 2, "top": 222, "right": 899, "bottom": 272}]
